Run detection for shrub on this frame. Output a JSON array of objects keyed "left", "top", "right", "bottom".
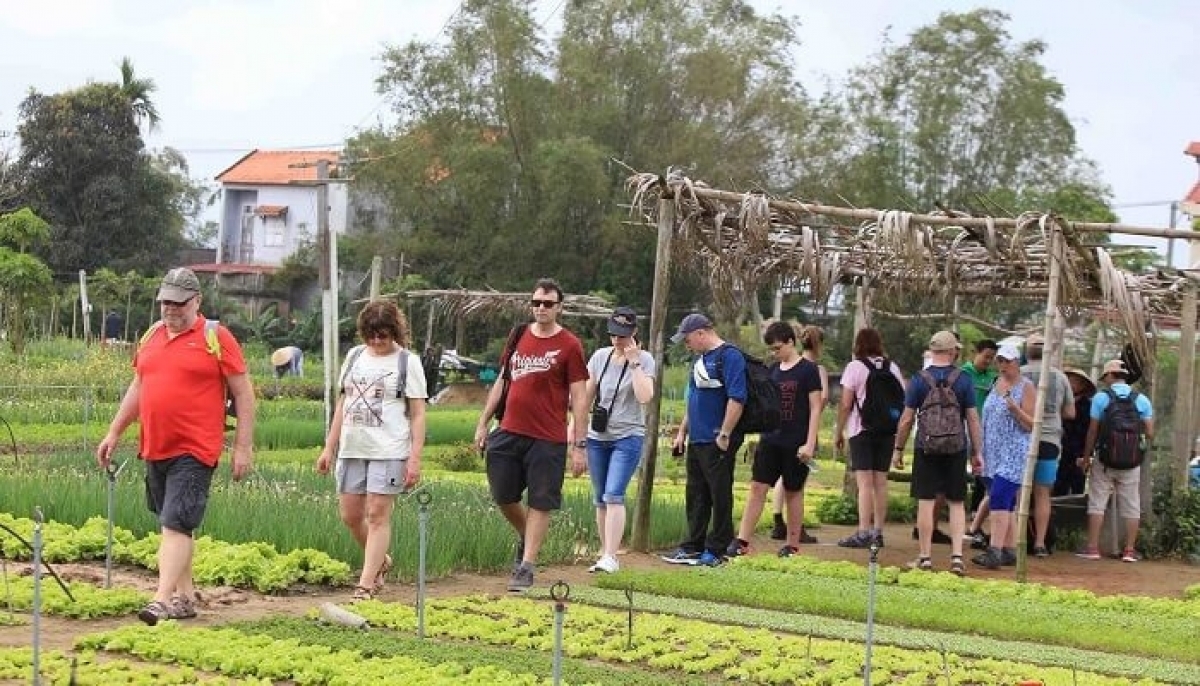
[
  {"left": 814, "top": 493, "right": 916, "bottom": 524},
  {"left": 431, "top": 442, "right": 483, "bottom": 472}
]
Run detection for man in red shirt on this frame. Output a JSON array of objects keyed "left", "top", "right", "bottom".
[
  {"left": 474, "top": 278, "right": 589, "bottom": 592},
  {"left": 96, "top": 267, "right": 256, "bottom": 625}
]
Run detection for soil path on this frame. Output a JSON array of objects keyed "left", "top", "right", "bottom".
[{"left": 2, "top": 519, "right": 1196, "bottom": 652}]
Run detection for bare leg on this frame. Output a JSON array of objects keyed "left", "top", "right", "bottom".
[
  {"left": 154, "top": 528, "right": 194, "bottom": 604},
  {"left": 498, "top": 502, "right": 528, "bottom": 540},
  {"left": 357, "top": 494, "right": 395, "bottom": 589},
  {"left": 594, "top": 507, "right": 607, "bottom": 553},
  {"left": 1033, "top": 484, "right": 1051, "bottom": 547},
  {"left": 969, "top": 496, "right": 991, "bottom": 534},
  {"left": 603, "top": 504, "right": 627, "bottom": 557},
  {"left": 338, "top": 493, "right": 368, "bottom": 548},
  {"left": 785, "top": 489, "right": 803, "bottom": 548},
  {"left": 772, "top": 478, "right": 785, "bottom": 516},
  {"left": 1084, "top": 512, "right": 1104, "bottom": 551},
  {"left": 989, "top": 511, "right": 1012, "bottom": 551},
  {"left": 916, "top": 499, "right": 935, "bottom": 558},
  {"left": 871, "top": 471, "right": 890, "bottom": 531},
  {"left": 737, "top": 481, "right": 771, "bottom": 541},
  {"left": 520, "top": 508, "right": 551, "bottom": 564},
  {"left": 1123, "top": 517, "right": 1139, "bottom": 552},
  {"left": 948, "top": 501, "right": 966, "bottom": 558},
  {"left": 854, "top": 470, "right": 874, "bottom": 531}
]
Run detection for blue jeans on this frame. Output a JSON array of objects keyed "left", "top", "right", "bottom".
[{"left": 587, "top": 435, "right": 644, "bottom": 506}]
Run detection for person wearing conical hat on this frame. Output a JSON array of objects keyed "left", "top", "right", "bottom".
[{"left": 271, "top": 346, "right": 304, "bottom": 378}]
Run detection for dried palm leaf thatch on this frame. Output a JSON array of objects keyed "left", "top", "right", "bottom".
[
  {"left": 622, "top": 169, "right": 1200, "bottom": 352},
  {"left": 405, "top": 289, "right": 613, "bottom": 321}
]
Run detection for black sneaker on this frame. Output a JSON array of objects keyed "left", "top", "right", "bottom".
[
  {"left": 1032, "top": 545, "right": 1050, "bottom": 558},
  {"left": 931, "top": 528, "right": 953, "bottom": 545},
  {"left": 507, "top": 562, "right": 534, "bottom": 592},
  {"left": 871, "top": 530, "right": 885, "bottom": 549},
  {"left": 1000, "top": 548, "right": 1017, "bottom": 566},
  {"left": 725, "top": 539, "right": 750, "bottom": 558},
  {"left": 769, "top": 520, "right": 787, "bottom": 541},
  {"left": 778, "top": 545, "right": 800, "bottom": 558},
  {"left": 837, "top": 530, "right": 872, "bottom": 549},
  {"left": 968, "top": 531, "right": 988, "bottom": 550},
  {"left": 799, "top": 526, "right": 818, "bottom": 544},
  {"left": 971, "top": 548, "right": 1003, "bottom": 570},
  {"left": 660, "top": 548, "right": 702, "bottom": 565}
]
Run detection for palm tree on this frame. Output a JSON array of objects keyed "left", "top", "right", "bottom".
[{"left": 117, "top": 56, "right": 160, "bottom": 132}]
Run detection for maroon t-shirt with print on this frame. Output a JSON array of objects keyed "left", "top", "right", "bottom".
[{"left": 500, "top": 328, "right": 588, "bottom": 443}]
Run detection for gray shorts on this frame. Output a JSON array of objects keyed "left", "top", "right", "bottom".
[
  {"left": 336, "top": 457, "right": 406, "bottom": 495},
  {"left": 144, "top": 454, "right": 215, "bottom": 535}
]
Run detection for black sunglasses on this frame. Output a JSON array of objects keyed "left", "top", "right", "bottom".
[
  {"left": 530, "top": 299, "right": 559, "bottom": 308},
  {"left": 159, "top": 296, "right": 195, "bottom": 307}
]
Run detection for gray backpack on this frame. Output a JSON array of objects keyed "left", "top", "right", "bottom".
[{"left": 915, "top": 369, "right": 966, "bottom": 454}]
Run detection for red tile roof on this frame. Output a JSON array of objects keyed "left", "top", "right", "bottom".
[
  {"left": 1186, "top": 142, "right": 1200, "bottom": 158},
  {"left": 215, "top": 149, "right": 341, "bottom": 185}
]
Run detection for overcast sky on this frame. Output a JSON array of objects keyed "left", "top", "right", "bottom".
[{"left": 2, "top": 0, "right": 1197, "bottom": 267}]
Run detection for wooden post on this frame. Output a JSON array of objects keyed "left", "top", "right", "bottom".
[
  {"left": 1014, "top": 220, "right": 1064, "bottom": 582},
  {"left": 317, "top": 160, "right": 337, "bottom": 432},
  {"left": 631, "top": 193, "right": 676, "bottom": 551},
  {"left": 369, "top": 256, "right": 383, "bottom": 301},
  {"left": 78, "top": 270, "right": 92, "bottom": 345},
  {"left": 424, "top": 303, "right": 435, "bottom": 350},
  {"left": 1172, "top": 282, "right": 1196, "bottom": 495},
  {"left": 843, "top": 280, "right": 872, "bottom": 500}
]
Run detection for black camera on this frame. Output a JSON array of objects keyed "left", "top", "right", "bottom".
[{"left": 590, "top": 406, "right": 610, "bottom": 433}]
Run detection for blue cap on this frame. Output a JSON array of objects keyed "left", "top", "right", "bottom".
[{"left": 670, "top": 313, "right": 713, "bottom": 344}]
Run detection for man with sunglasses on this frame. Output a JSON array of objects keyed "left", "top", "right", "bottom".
[
  {"left": 475, "top": 278, "right": 589, "bottom": 591},
  {"left": 96, "top": 267, "right": 255, "bottom": 625}
]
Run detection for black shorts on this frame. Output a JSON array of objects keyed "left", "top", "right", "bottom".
[
  {"left": 751, "top": 441, "right": 810, "bottom": 491},
  {"left": 849, "top": 433, "right": 892, "bottom": 472},
  {"left": 911, "top": 450, "right": 968, "bottom": 502},
  {"left": 485, "top": 429, "right": 567, "bottom": 511},
  {"left": 144, "top": 454, "right": 215, "bottom": 534}
]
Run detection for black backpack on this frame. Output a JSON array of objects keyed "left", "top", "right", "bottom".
[
  {"left": 715, "top": 345, "right": 781, "bottom": 435},
  {"left": 1097, "top": 389, "right": 1145, "bottom": 469},
  {"left": 856, "top": 358, "right": 905, "bottom": 436}
]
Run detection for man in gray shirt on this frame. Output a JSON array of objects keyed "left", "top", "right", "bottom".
[{"left": 1020, "top": 334, "right": 1075, "bottom": 557}]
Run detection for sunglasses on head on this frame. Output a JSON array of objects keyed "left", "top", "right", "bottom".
[
  {"left": 530, "top": 299, "right": 559, "bottom": 309},
  {"left": 159, "top": 296, "right": 195, "bottom": 307}
]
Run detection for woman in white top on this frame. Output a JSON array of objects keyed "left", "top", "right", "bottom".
[
  {"left": 316, "top": 301, "right": 427, "bottom": 601},
  {"left": 584, "top": 307, "right": 655, "bottom": 573}
]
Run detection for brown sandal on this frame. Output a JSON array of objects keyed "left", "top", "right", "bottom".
[
  {"left": 350, "top": 585, "right": 375, "bottom": 602},
  {"left": 373, "top": 554, "right": 393, "bottom": 593}
]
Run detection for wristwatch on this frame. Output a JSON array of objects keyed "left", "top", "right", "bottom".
[{"left": 573, "top": 439, "right": 587, "bottom": 449}]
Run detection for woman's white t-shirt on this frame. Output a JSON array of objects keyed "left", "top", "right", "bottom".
[{"left": 337, "top": 346, "right": 427, "bottom": 460}]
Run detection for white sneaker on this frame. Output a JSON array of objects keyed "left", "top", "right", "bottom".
[{"left": 588, "top": 555, "right": 619, "bottom": 573}]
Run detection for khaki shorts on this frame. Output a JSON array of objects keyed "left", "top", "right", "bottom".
[
  {"left": 336, "top": 457, "right": 407, "bottom": 495},
  {"left": 1086, "top": 464, "right": 1140, "bottom": 519}
]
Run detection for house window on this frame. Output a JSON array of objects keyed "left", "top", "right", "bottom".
[
  {"left": 296, "top": 222, "right": 310, "bottom": 242},
  {"left": 264, "top": 219, "right": 285, "bottom": 247}
]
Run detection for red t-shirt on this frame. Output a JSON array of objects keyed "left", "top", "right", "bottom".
[
  {"left": 134, "top": 317, "right": 247, "bottom": 466},
  {"left": 500, "top": 327, "right": 588, "bottom": 443}
]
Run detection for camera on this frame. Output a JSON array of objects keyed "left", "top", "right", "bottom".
[{"left": 590, "top": 405, "right": 610, "bottom": 433}]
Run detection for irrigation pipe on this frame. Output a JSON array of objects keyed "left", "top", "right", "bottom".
[
  {"left": 550, "top": 581, "right": 570, "bottom": 686},
  {"left": 104, "top": 457, "right": 130, "bottom": 589},
  {"left": 415, "top": 490, "right": 432, "bottom": 639}
]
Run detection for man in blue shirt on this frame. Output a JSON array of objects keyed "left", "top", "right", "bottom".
[
  {"left": 892, "top": 330, "right": 983, "bottom": 576},
  {"left": 664, "top": 313, "right": 746, "bottom": 567},
  {"left": 1076, "top": 359, "right": 1154, "bottom": 562}
]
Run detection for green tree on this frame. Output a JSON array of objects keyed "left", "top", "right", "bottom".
[
  {"left": 353, "top": 0, "right": 812, "bottom": 314},
  {"left": 117, "top": 56, "right": 161, "bottom": 133},
  {"left": 0, "top": 208, "right": 53, "bottom": 352},
  {"left": 16, "top": 82, "right": 187, "bottom": 273},
  {"left": 824, "top": 9, "right": 1103, "bottom": 212}
]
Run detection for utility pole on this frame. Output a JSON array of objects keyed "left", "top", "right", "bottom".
[
  {"left": 315, "top": 160, "right": 339, "bottom": 431},
  {"left": 1167, "top": 201, "right": 1178, "bottom": 267}
]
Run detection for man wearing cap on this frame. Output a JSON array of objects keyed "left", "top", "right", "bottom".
[
  {"left": 1077, "top": 360, "right": 1154, "bottom": 562},
  {"left": 663, "top": 313, "right": 746, "bottom": 567},
  {"left": 1020, "top": 333, "right": 1076, "bottom": 557},
  {"left": 96, "top": 267, "right": 256, "bottom": 625},
  {"left": 892, "top": 330, "right": 982, "bottom": 575},
  {"left": 474, "top": 278, "right": 589, "bottom": 592},
  {"left": 271, "top": 346, "right": 304, "bottom": 378},
  {"left": 583, "top": 306, "right": 656, "bottom": 573}
]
